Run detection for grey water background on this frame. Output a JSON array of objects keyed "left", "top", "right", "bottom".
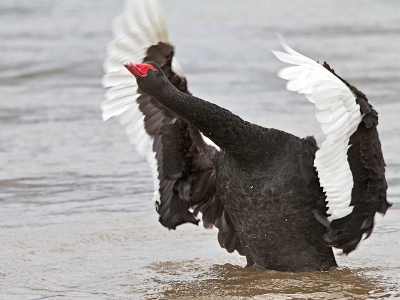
[{"left": 1, "top": 0, "right": 400, "bottom": 299}]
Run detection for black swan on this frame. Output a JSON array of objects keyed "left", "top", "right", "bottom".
[{"left": 101, "top": 0, "right": 391, "bottom": 271}]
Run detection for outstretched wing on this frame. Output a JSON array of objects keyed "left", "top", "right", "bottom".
[
  {"left": 101, "top": 0, "right": 244, "bottom": 255},
  {"left": 272, "top": 36, "right": 390, "bottom": 253}
]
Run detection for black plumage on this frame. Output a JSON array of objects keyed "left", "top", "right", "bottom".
[{"left": 102, "top": 0, "right": 391, "bottom": 272}]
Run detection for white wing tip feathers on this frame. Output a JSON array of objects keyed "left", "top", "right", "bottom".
[
  {"left": 101, "top": 0, "right": 172, "bottom": 207},
  {"left": 274, "top": 36, "right": 363, "bottom": 221}
]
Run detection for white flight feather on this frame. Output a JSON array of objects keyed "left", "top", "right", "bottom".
[
  {"left": 200, "top": 133, "right": 221, "bottom": 152},
  {"left": 101, "top": 0, "right": 175, "bottom": 206},
  {"left": 273, "top": 35, "right": 363, "bottom": 221}
]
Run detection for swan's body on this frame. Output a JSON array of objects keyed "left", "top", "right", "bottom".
[{"left": 101, "top": 0, "right": 390, "bottom": 271}]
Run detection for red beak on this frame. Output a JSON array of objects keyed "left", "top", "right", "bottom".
[{"left": 124, "top": 62, "right": 157, "bottom": 78}]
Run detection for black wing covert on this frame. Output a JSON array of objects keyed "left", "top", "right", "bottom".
[
  {"left": 323, "top": 64, "right": 391, "bottom": 253},
  {"left": 101, "top": 0, "right": 244, "bottom": 256},
  {"left": 273, "top": 37, "right": 390, "bottom": 254}
]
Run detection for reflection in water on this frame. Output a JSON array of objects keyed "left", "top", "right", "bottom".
[{"left": 148, "top": 261, "right": 398, "bottom": 299}]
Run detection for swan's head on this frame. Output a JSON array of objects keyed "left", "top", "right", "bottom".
[{"left": 124, "top": 61, "right": 167, "bottom": 97}]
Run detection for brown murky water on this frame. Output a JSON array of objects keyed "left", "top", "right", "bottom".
[{"left": 1, "top": 0, "right": 400, "bottom": 299}]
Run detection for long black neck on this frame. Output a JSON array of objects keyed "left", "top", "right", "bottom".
[{"left": 151, "top": 79, "right": 288, "bottom": 162}]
